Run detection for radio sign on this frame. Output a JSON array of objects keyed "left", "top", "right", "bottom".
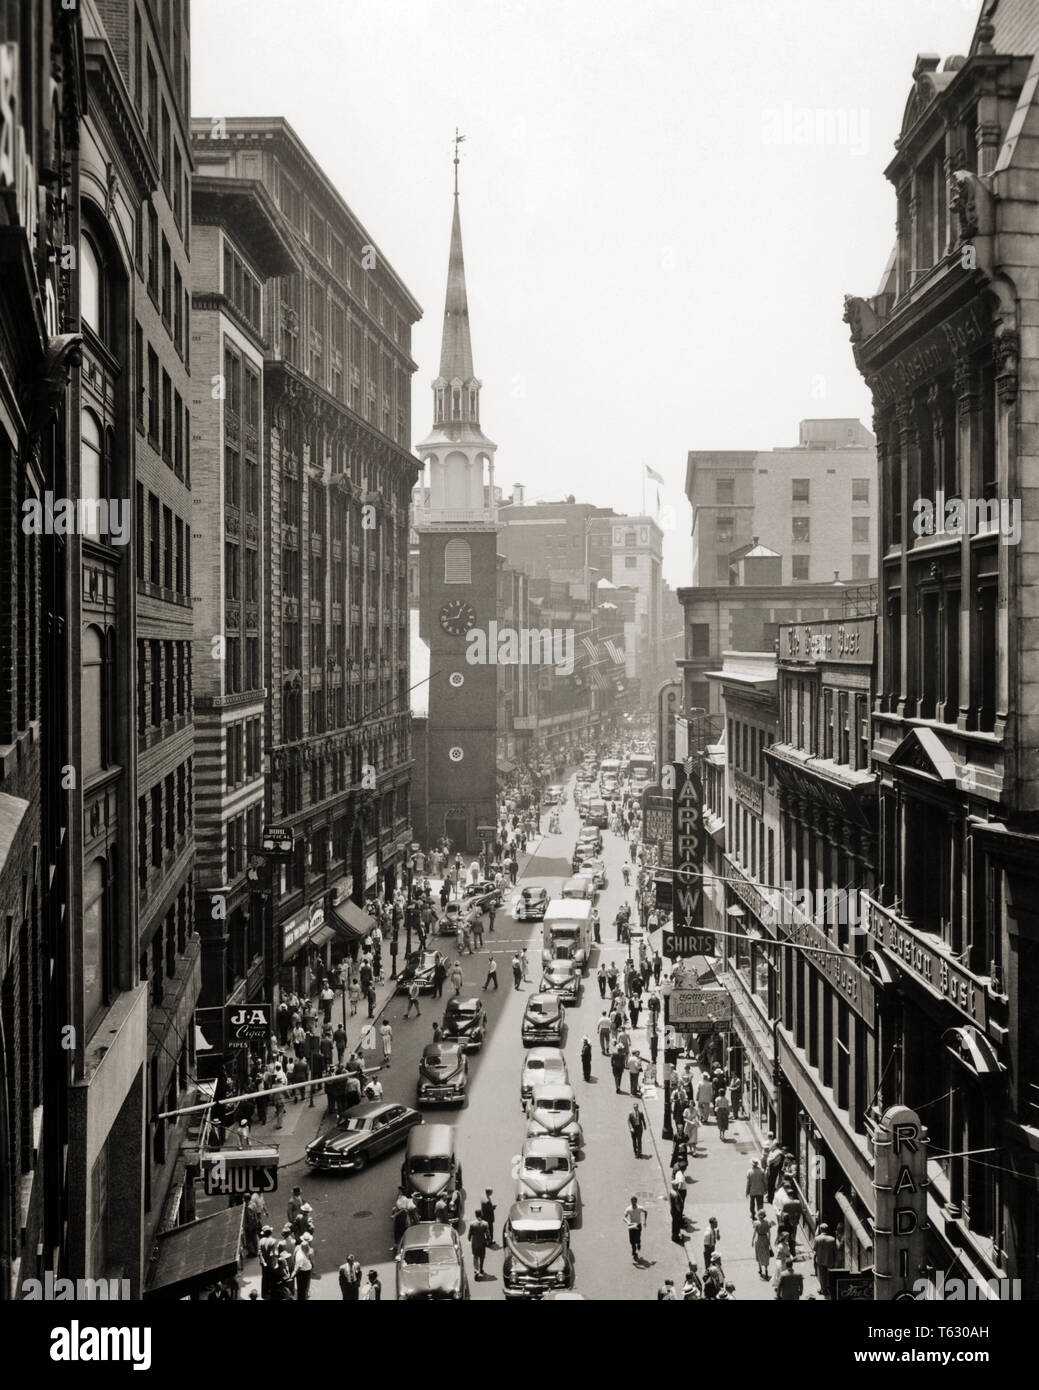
[
  {"left": 202, "top": 1149, "right": 280, "bottom": 1197},
  {"left": 872, "top": 1105, "right": 928, "bottom": 1301},
  {"left": 672, "top": 762, "right": 704, "bottom": 933}
]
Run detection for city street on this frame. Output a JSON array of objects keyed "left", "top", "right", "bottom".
[{"left": 234, "top": 775, "right": 786, "bottom": 1300}]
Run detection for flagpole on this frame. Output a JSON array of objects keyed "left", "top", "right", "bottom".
[{"left": 642, "top": 465, "right": 646, "bottom": 517}]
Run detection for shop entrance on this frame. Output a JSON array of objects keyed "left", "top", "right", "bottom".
[{"left": 445, "top": 814, "right": 468, "bottom": 856}]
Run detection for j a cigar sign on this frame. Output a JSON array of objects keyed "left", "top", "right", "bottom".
[{"left": 225, "top": 1004, "right": 272, "bottom": 1050}]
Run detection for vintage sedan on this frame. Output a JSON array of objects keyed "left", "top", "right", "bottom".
[
  {"left": 437, "top": 900, "right": 462, "bottom": 935},
  {"left": 502, "top": 1200, "right": 574, "bottom": 1299},
  {"left": 578, "top": 859, "right": 607, "bottom": 890},
  {"left": 539, "top": 958, "right": 582, "bottom": 1007},
  {"left": 525, "top": 1083, "right": 583, "bottom": 1152},
  {"left": 395, "top": 1222, "right": 470, "bottom": 1301},
  {"left": 543, "top": 785, "right": 564, "bottom": 805},
  {"left": 576, "top": 827, "right": 603, "bottom": 855},
  {"left": 520, "top": 1047, "right": 570, "bottom": 1106},
  {"left": 416, "top": 1042, "right": 469, "bottom": 1106},
  {"left": 395, "top": 949, "right": 440, "bottom": 995},
  {"left": 304, "top": 1101, "right": 422, "bottom": 1173},
  {"left": 461, "top": 879, "right": 502, "bottom": 914},
  {"left": 521, "top": 994, "right": 565, "bottom": 1047},
  {"left": 441, "top": 997, "right": 487, "bottom": 1051},
  {"left": 515, "top": 1136, "right": 581, "bottom": 1222},
  {"left": 512, "top": 886, "right": 550, "bottom": 922}
]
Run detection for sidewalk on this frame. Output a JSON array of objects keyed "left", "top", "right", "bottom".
[{"left": 624, "top": 992, "right": 819, "bottom": 1300}]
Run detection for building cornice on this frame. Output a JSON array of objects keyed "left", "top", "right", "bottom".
[{"left": 84, "top": 38, "right": 159, "bottom": 203}]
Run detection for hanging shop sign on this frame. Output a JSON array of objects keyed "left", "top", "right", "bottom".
[
  {"left": 262, "top": 826, "right": 294, "bottom": 855},
  {"left": 224, "top": 1003, "right": 272, "bottom": 1051},
  {"left": 282, "top": 913, "right": 310, "bottom": 958},
  {"left": 672, "top": 762, "right": 704, "bottom": 933},
  {"left": 872, "top": 1105, "right": 928, "bottom": 1301},
  {"left": 364, "top": 854, "right": 379, "bottom": 888},
  {"left": 202, "top": 1150, "right": 280, "bottom": 1197},
  {"left": 668, "top": 987, "right": 733, "bottom": 1029}
]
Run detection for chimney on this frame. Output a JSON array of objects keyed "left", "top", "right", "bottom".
[{"left": 513, "top": 483, "right": 525, "bottom": 506}]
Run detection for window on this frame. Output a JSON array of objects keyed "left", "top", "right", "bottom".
[
  {"left": 715, "top": 478, "right": 734, "bottom": 504},
  {"left": 792, "top": 555, "right": 809, "bottom": 581},
  {"left": 81, "top": 235, "right": 103, "bottom": 339},
  {"left": 81, "top": 627, "right": 105, "bottom": 775},
  {"left": 163, "top": 506, "right": 173, "bottom": 588},
  {"left": 147, "top": 346, "right": 159, "bottom": 443},
  {"left": 851, "top": 516, "right": 869, "bottom": 544},
  {"left": 444, "top": 539, "right": 471, "bottom": 584},
  {"left": 851, "top": 553, "right": 869, "bottom": 580},
  {"left": 227, "top": 816, "right": 243, "bottom": 882},
  {"left": 146, "top": 55, "right": 157, "bottom": 149},
  {"left": 690, "top": 624, "right": 710, "bottom": 658},
  {"left": 80, "top": 412, "right": 103, "bottom": 535},
  {"left": 147, "top": 204, "right": 158, "bottom": 297},
  {"left": 792, "top": 478, "right": 810, "bottom": 502},
  {"left": 135, "top": 323, "right": 144, "bottom": 430},
  {"left": 151, "top": 785, "right": 162, "bottom": 866},
  {"left": 173, "top": 266, "right": 182, "bottom": 352},
  {"left": 792, "top": 517, "right": 810, "bottom": 543},
  {"left": 161, "top": 371, "right": 172, "bottom": 460},
  {"left": 852, "top": 477, "right": 870, "bottom": 502},
  {"left": 716, "top": 515, "right": 734, "bottom": 544},
  {"left": 160, "top": 101, "right": 170, "bottom": 190},
  {"left": 716, "top": 553, "right": 731, "bottom": 582},
  {"left": 225, "top": 447, "right": 241, "bottom": 509},
  {"left": 173, "top": 145, "right": 182, "bottom": 227},
  {"left": 624, "top": 555, "right": 637, "bottom": 569},
  {"left": 148, "top": 494, "right": 160, "bottom": 585}
]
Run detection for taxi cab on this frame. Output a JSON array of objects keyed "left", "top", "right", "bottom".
[
  {"left": 525, "top": 1082, "right": 583, "bottom": 1152},
  {"left": 502, "top": 1200, "right": 575, "bottom": 1299},
  {"left": 515, "top": 1136, "right": 580, "bottom": 1222}
]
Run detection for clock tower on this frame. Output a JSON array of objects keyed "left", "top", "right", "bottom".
[{"left": 415, "top": 149, "right": 500, "bottom": 855}]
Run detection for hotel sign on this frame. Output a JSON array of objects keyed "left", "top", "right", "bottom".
[
  {"left": 781, "top": 917, "right": 875, "bottom": 1021},
  {"left": 641, "top": 789, "right": 671, "bottom": 851},
  {"left": 781, "top": 618, "right": 874, "bottom": 666},
  {"left": 864, "top": 897, "right": 986, "bottom": 1027}
]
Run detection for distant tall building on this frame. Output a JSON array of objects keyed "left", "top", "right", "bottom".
[
  {"left": 412, "top": 172, "right": 500, "bottom": 854},
  {"left": 610, "top": 514, "right": 665, "bottom": 686},
  {"left": 686, "top": 419, "right": 877, "bottom": 587}
]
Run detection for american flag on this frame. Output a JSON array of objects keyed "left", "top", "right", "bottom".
[
  {"left": 581, "top": 636, "right": 598, "bottom": 662},
  {"left": 604, "top": 638, "right": 624, "bottom": 664}
]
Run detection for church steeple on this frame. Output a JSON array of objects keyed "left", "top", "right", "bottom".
[{"left": 416, "top": 133, "right": 497, "bottom": 526}]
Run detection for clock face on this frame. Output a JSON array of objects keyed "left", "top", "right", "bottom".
[{"left": 439, "top": 600, "right": 478, "bottom": 636}]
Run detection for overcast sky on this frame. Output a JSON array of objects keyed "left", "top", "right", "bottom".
[{"left": 192, "top": 0, "right": 981, "bottom": 585}]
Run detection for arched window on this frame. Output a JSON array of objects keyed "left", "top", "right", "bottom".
[
  {"left": 82, "top": 626, "right": 104, "bottom": 774},
  {"left": 81, "top": 410, "right": 102, "bottom": 535},
  {"left": 435, "top": 388, "right": 445, "bottom": 423},
  {"left": 452, "top": 388, "right": 461, "bottom": 419},
  {"left": 81, "top": 234, "right": 102, "bottom": 337},
  {"left": 444, "top": 539, "right": 471, "bottom": 585}
]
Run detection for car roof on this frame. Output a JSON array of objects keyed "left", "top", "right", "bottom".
[
  {"left": 523, "top": 1135, "right": 571, "bottom": 1156},
  {"left": 531, "top": 1083, "right": 575, "bottom": 1100},
  {"left": 527, "top": 993, "right": 560, "bottom": 1008},
  {"left": 345, "top": 1101, "right": 402, "bottom": 1119},
  {"left": 400, "top": 1221, "right": 458, "bottom": 1250},
  {"left": 422, "top": 1041, "right": 461, "bottom": 1058},
  {"left": 447, "top": 997, "right": 481, "bottom": 1011},
  {"left": 509, "top": 1199, "right": 566, "bottom": 1227},
  {"left": 524, "top": 1047, "right": 565, "bottom": 1064},
  {"left": 407, "top": 1123, "right": 455, "bottom": 1155}
]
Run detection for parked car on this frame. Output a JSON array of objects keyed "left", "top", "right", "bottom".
[
  {"left": 512, "top": 886, "right": 550, "bottom": 922},
  {"left": 441, "top": 997, "right": 487, "bottom": 1051},
  {"left": 525, "top": 1083, "right": 583, "bottom": 1152},
  {"left": 437, "top": 900, "right": 462, "bottom": 935},
  {"left": 539, "top": 958, "right": 582, "bottom": 1006},
  {"left": 304, "top": 1102, "right": 422, "bottom": 1173},
  {"left": 561, "top": 874, "right": 595, "bottom": 902},
  {"left": 578, "top": 859, "right": 607, "bottom": 890},
  {"left": 502, "top": 1200, "right": 575, "bottom": 1299},
  {"left": 515, "top": 1136, "right": 580, "bottom": 1222},
  {"left": 521, "top": 993, "right": 566, "bottom": 1047},
  {"left": 416, "top": 1042, "right": 468, "bottom": 1106},
  {"left": 520, "top": 1047, "right": 570, "bottom": 1105},
  {"left": 544, "top": 785, "right": 564, "bottom": 805},
  {"left": 395, "top": 1222, "right": 470, "bottom": 1301},
  {"left": 583, "top": 799, "right": 609, "bottom": 828},
  {"left": 396, "top": 949, "right": 440, "bottom": 995},
  {"left": 576, "top": 828, "right": 602, "bottom": 855}
]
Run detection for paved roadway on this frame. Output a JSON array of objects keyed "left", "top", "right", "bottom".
[{"left": 268, "top": 777, "right": 709, "bottom": 1300}]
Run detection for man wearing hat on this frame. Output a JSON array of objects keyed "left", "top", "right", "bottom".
[
  {"left": 287, "top": 1185, "right": 304, "bottom": 1228},
  {"left": 293, "top": 1232, "right": 314, "bottom": 1300},
  {"left": 292, "top": 1202, "right": 314, "bottom": 1241},
  {"left": 478, "top": 1189, "right": 497, "bottom": 1246},
  {"left": 812, "top": 1222, "right": 838, "bottom": 1299},
  {"left": 258, "top": 1226, "right": 277, "bottom": 1300}
]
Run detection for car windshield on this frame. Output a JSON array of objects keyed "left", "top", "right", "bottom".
[
  {"left": 402, "top": 1247, "right": 457, "bottom": 1266},
  {"left": 512, "top": 1228, "right": 563, "bottom": 1245},
  {"left": 409, "top": 1156, "right": 452, "bottom": 1174},
  {"left": 451, "top": 1006, "right": 477, "bottom": 1020},
  {"left": 552, "top": 928, "right": 577, "bottom": 940},
  {"left": 540, "top": 1099, "right": 572, "bottom": 1113},
  {"left": 524, "top": 1156, "right": 570, "bottom": 1173},
  {"left": 527, "top": 1060, "right": 545, "bottom": 1073}
]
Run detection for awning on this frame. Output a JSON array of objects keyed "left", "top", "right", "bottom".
[
  {"left": 943, "top": 1026, "right": 1005, "bottom": 1078},
  {"left": 726, "top": 905, "right": 746, "bottom": 919},
  {"left": 331, "top": 899, "right": 375, "bottom": 942},
  {"left": 834, "top": 1191, "right": 874, "bottom": 1253},
  {"left": 145, "top": 1206, "right": 244, "bottom": 1300},
  {"left": 310, "top": 922, "right": 336, "bottom": 948},
  {"left": 860, "top": 950, "right": 897, "bottom": 987}
]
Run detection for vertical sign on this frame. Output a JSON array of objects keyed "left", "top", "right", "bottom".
[
  {"left": 672, "top": 762, "right": 704, "bottom": 933},
  {"left": 872, "top": 1104, "right": 928, "bottom": 1300}
]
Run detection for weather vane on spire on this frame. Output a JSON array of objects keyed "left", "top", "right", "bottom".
[{"left": 453, "top": 127, "right": 466, "bottom": 196}]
